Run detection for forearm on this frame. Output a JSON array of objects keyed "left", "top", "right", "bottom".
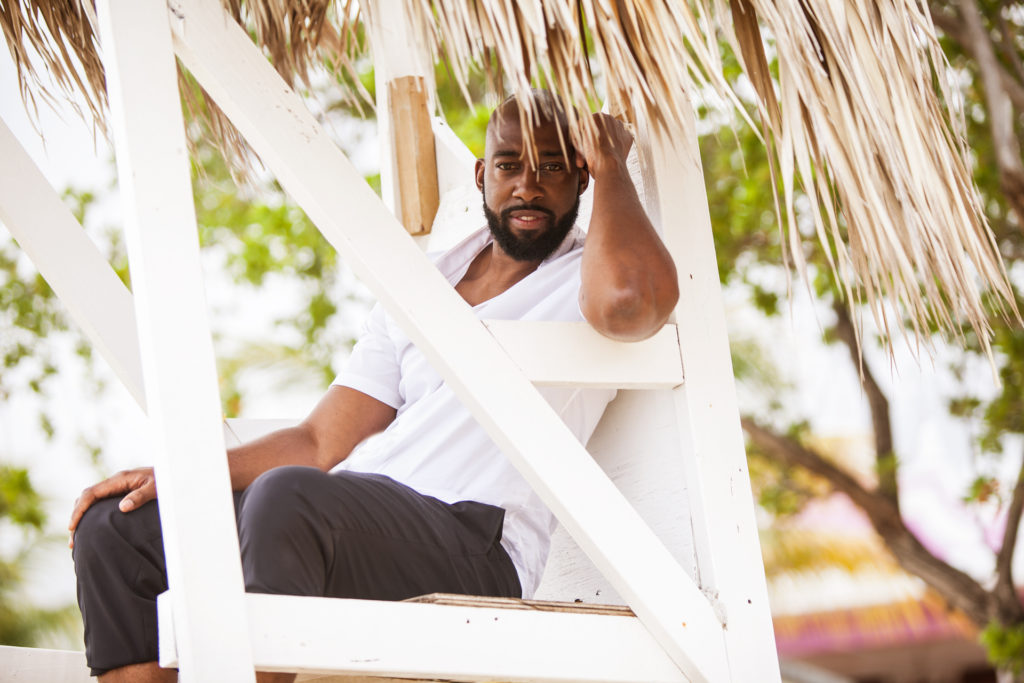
[
  {"left": 581, "top": 163, "right": 679, "bottom": 341},
  {"left": 226, "top": 424, "right": 323, "bottom": 491},
  {"left": 226, "top": 386, "right": 397, "bottom": 491}
]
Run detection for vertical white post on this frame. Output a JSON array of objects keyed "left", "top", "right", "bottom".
[
  {"left": 96, "top": 0, "right": 254, "bottom": 680},
  {"left": 640, "top": 104, "right": 781, "bottom": 679}
]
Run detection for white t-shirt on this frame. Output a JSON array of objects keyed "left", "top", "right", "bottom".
[{"left": 332, "top": 225, "right": 616, "bottom": 597}]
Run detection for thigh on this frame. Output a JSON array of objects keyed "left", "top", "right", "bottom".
[{"left": 238, "top": 467, "right": 521, "bottom": 600}]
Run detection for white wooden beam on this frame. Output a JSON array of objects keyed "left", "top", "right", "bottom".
[
  {"left": 0, "top": 118, "right": 145, "bottom": 410},
  {"left": 432, "top": 116, "right": 478, "bottom": 196},
  {"left": 0, "top": 646, "right": 90, "bottom": 683},
  {"left": 168, "top": 1, "right": 727, "bottom": 679},
  {"left": 159, "top": 592, "right": 688, "bottom": 683},
  {"left": 640, "top": 103, "right": 781, "bottom": 678},
  {"left": 96, "top": 0, "right": 253, "bottom": 680},
  {"left": 486, "top": 320, "right": 683, "bottom": 388}
]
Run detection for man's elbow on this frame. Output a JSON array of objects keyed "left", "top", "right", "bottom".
[{"left": 583, "top": 281, "right": 679, "bottom": 342}]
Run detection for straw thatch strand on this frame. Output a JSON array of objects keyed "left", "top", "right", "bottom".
[{"left": 2, "top": 0, "right": 1016, "bottom": 358}]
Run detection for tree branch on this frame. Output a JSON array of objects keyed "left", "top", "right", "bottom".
[
  {"left": 831, "top": 301, "right": 899, "bottom": 504},
  {"left": 742, "top": 416, "right": 996, "bottom": 627},
  {"left": 955, "top": 0, "right": 1024, "bottom": 226},
  {"left": 930, "top": 4, "right": 1024, "bottom": 115},
  {"left": 995, "top": 2, "right": 1024, "bottom": 85},
  {"left": 994, "top": 450, "right": 1024, "bottom": 617}
]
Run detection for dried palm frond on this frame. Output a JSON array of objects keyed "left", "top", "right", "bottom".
[
  {"left": 1, "top": 0, "right": 106, "bottom": 136},
  {"left": 719, "top": 0, "right": 1013, "bottom": 357},
  {"left": 1, "top": 0, "right": 1015, "bottom": 358},
  {"left": 401, "top": 0, "right": 1015, "bottom": 359}
]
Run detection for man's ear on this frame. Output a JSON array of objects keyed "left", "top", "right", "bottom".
[
  {"left": 577, "top": 164, "right": 590, "bottom": 196},
  {"left": 475, "top": 159, "right": 485, "bottom": 191}
]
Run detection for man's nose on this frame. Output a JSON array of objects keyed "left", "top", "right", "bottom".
[{"left": 512, "top": 168, "right": 543, "bottom": 202}]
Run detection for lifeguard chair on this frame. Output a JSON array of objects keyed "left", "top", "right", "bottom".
[{"left": 1, "top": 0, "right": 781, "bottom": 679}]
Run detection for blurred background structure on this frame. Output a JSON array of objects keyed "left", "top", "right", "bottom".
[{"left": 1, "top": 0, "right": 1023, "bottom": 681}]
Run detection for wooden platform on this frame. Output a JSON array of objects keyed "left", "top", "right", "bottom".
[
  {"left": 405, "top": 593, "right": 636, "bottom": 617},
  {"left": 0, "top": 596, "right": 646, "bottom": 683}
]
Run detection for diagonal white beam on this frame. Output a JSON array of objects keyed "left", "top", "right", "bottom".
[
  {"left": 0, "top": 118, "right": 146, "bottom": 410},
  {"left": 168, "top": 0, "right": 727, "bottom": 679},
  {"left": 96, "top": 0, "right": 253, "bottom": 679}
]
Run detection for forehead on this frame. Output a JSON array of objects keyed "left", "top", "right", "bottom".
[{"left": 485, "top": 112, "right": 571, "bottom": 159}]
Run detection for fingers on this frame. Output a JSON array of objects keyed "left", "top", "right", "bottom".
[
  {"left": 118, "top": 480, "right": 156, "bottom": 512},
  {"left": 68, "top": 468, "right": 155, "bottom": 548},
  {"left": 573, "top": 112, "right": 633, "bottom": 177}
]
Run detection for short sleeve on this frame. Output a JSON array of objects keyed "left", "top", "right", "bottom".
[{"left": 332, "top": 303, "right": 403, "bottom": 409}]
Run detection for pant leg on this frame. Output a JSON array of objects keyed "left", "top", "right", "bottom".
[
  {"left": 72, "top": 492, "right": 246, "bottom": 676},
  {"left": 72, "top": 496, "right": 166, "bottom": 676},
  {"left": 238, "top": 466, "right": 521, "bottom": 600},
  {"left": 74, "top": 467, "right": 520, "bottom": 676}
]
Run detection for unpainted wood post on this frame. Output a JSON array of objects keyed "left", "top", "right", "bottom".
[{"left": 388, "top": 76, "right": 439, "bottom": 235}]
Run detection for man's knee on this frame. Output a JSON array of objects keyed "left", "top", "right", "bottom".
[
  {"left": 238, "top": 466, "right": 329, "bottom": 534},
  {"left": 72, "top": 497, "right": 162, "bottom": 572}
]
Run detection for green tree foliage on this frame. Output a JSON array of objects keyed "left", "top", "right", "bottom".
[
  {"left": 0, "top": 466, "right": 80, "bottom": 646},
  {"left": 710, "top": 2, "right": 1024, "bottom": 675}
]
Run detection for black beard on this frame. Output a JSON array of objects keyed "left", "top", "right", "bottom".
[{"left": 482, "top": 193, "right": 580, "bottom": 262}]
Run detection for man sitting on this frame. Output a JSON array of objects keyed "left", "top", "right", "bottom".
[{"left": 68, "top": 90, "right": 678, "bottom": 682}]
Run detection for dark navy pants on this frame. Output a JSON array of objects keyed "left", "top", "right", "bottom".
[{"left": 72, "top": 466, "right": 521, "bottom": 676}]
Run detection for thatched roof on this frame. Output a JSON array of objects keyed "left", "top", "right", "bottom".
[{"left": 1, "top": 0, "right": 1015, "bottom": 355}]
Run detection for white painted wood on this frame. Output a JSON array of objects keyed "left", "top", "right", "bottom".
[
  {"left": 0, "top": 118, "right": 146, "bottom": 410},
  {"left": 640, "top": 102, "right": 781, "bottom": 678},
  {"left": 223, "top": 418, "right": 299, "bottom": 446},
  {"left": 426, "top": 117, "right": 485, "bottom": 252},
  {"left": 485, "top": 320, "right": 683, "bottom": 388},
  {"left": 157, "top": 592, "right": 687, "bottom": 683},
  {"left": 0, "top": 646, "right": 91, "bottom": 682},
  {"left": 537, "top": 389, "right": 699, "bottom": 603},
  {"left": 168, "top": 1, "right": 726, "bottom": 679},
  {"left": 432, "top": 116, "right": 478, "bottom": 196},
  {"left": 97, "top": 0, "right": 253, "bottom": 680}
]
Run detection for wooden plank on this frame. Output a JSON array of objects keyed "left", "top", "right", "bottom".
[
  {"left": 0, "top": 118, "right": 146, "bottom": 410},
  {"left": 389, "top": 76, "right": 439, "bottom": 235},
  {"left": 639, "top": 95, "right": 781, "bottom": 679},
  {"left": 405, "top": 592, "right": 636, "bottom": 617},
  {"left": 168, "top": 2, "right": 727, "bottom": 679},
  {"left": 0, "top": 646, "right": 91, "bottom": 683},
  {"left": 157, "top": 592, "right": 687, "bottom": 683},
  {"left": 96, "top": 0, "right": 254, "bottom": 680},
  {"left": 486, "top": 320, "right": 683, "bottom": 388}
]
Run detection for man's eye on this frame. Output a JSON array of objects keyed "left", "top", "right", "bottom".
[
  {"left": 496, "top": 162, "right": 519, "bottom": 171},
  {"left": 541, "top": 163, "right": 564, "bottom": 173}
]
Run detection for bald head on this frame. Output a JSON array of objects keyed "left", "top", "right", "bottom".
[{"left": 485, "top": 90, "right": 573, "bottom": 157}]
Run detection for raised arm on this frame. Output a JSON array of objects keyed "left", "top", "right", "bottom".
[
  {"left": 576, "top": 113, "right": 679, "bottom": 341},
  {"left": 68, "top": 386, "right": 395, "bottom": 546}
]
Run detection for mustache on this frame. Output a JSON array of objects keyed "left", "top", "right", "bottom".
[{"left": 501, "top": 204, "right": 555, "bottom": 220}]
